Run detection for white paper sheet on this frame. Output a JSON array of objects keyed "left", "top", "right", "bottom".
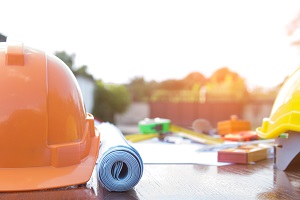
[{"left": 130, "top": 138, "right": 230, "bottom": 166}]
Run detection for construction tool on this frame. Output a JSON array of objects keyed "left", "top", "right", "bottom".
[
  {"left": 217, "top": 115, "right": 251, "bottom": 135},
  {"left": 222, "top": 131, "right": 259, "bottom": 142},
  {"left": 169, "top": 124, "right": 222, "bottom": 145},
  {"left": 125, "top": 118, "right": 223, "bottom": 145},
  {"left": 125, "top": 133, "right": 159, "bottom": 143}
]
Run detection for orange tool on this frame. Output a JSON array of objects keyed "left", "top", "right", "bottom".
[
  {"left": 217, "top": 115, "right": 251, "bottom": 136},
  {"left": 222, "top": 131, "right": 259, "bottom": 142}
]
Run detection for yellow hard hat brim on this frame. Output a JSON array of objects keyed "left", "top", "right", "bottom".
[{"left": 257, "top": 111, "right": 300, "bottom": 139}]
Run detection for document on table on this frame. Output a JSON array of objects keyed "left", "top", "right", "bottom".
[{"left": 130, "top": 138, "right": 230, "bottom": 166}]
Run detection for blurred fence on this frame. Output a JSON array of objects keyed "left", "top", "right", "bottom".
[
  {"left": 149, "top": 102, "right": 243, "bottom": 128},
  {"left": 115, "top": 100, "right": 274, "bottom": 133}
]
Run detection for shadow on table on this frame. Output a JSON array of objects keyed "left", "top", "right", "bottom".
[
  {"left": 257, "top": 164, "right": 300, "bottom": 199},
  {"left": 100, "top": 187, "right": 139, "bottom": 200},
  {"left": 0, "top": 183, "right": 139, "bottom": 200}
]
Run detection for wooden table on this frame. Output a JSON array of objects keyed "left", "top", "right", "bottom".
[{"left": 0, "top": 158, "right": 299, "bottom": 199}]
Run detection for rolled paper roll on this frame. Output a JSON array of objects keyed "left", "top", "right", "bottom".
[{"left": 96, "top": 122, "right": 143, "bottom": 192}]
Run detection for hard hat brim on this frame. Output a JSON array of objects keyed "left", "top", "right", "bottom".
[
  {"left": 257, "top": 111, "right": 300, "bottom": 139},
  {"left": 0, "top": 136, "right": 100, "bottom": 192}
]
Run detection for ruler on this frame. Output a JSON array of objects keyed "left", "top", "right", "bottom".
[
  {"left": 125, "top": 133, "right": 158, "bottom": 143},
  {"left": 125, "top": 124, "right": 223, "bottom": 145},
  {"left": 169, "top": 124, "right": 223, "bottom": 145}
]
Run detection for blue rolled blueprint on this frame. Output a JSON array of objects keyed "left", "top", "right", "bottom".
[{"left": 96, "top": 122, "right": 143, "bottom": 192}]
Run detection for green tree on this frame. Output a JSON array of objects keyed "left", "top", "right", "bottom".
[
  {"left": 55, "top": 51, "right": 130, "bottom": 123},
  {"left": 150, "top": 72, "right": 207, "bottom": 102},
  {"left": 93, "top": 81, "right": 131, "bottom": 123},
  {"left": 158, "top": 79, "right": 185, "bottom": 90},
  {"left": 127, "top": 77, "right": 158, "bottom": 102},
  {"left": 158, "top": 72, "right": 206, "bottom": 91},
  {"left": 209, "top": 67, "right": 239, "bottom": 83},
  {"left": 55, "top": 52, "right": 94, "bottom": 80},
  {"left": 249, "top": 86, "right": 278, "bottom": 101},
  {"left": 55, "top": 51, "right": 75, "bottom": 70},
  {"left": 73, "top": 65, "right": 94, "bottom": 80},
  {"left": 205, "top": 67, "right": 249, "bottom": 102},
  {"left": 182, "top": 72, "right": 206, "bottom": 90}
]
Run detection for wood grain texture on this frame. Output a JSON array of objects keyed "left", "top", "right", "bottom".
[
  {"left": 0, "top": 158, "right": 299, "bottom": 200},
  {"left": 137, "top": 160, "right": 300, "bottom": 200}
]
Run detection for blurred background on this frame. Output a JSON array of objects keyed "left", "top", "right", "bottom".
[{"left": 2, "top": 0, "right": 300, "bottom": 133}]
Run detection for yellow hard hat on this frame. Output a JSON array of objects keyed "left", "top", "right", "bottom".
[
  {"left": 257, "top": 67, "right": 300, "bottom": 139},
  {"left": 0, "top": 41, "right": 100, "bottom": 191}
]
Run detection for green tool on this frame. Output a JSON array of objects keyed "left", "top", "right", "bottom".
[{"left": 138, "top": 118, "right": 170, "bottom": 134}]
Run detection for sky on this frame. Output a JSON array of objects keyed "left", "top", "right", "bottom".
[{"left": 2, "top": 0, "right": 300, "bottom": 90}]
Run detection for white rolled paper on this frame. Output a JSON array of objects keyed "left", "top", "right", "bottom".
[{"left": 96, "top": 123, "right": 143, "bottom": 192}]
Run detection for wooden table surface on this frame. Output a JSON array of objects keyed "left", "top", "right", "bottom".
[{"left": 0, "top": 158, "right": 299, "bottom": 200}]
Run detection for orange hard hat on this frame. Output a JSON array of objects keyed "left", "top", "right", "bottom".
[{"left": 0, "top": 41, "right": 100, "bottom": 191}]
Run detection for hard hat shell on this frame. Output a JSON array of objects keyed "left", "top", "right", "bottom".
[
  {"left": 257, "top": 67, "right": 300, "bottom": 139},
  {"left": 0, "top": 41, "right": 100, "bottom": 191}
]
